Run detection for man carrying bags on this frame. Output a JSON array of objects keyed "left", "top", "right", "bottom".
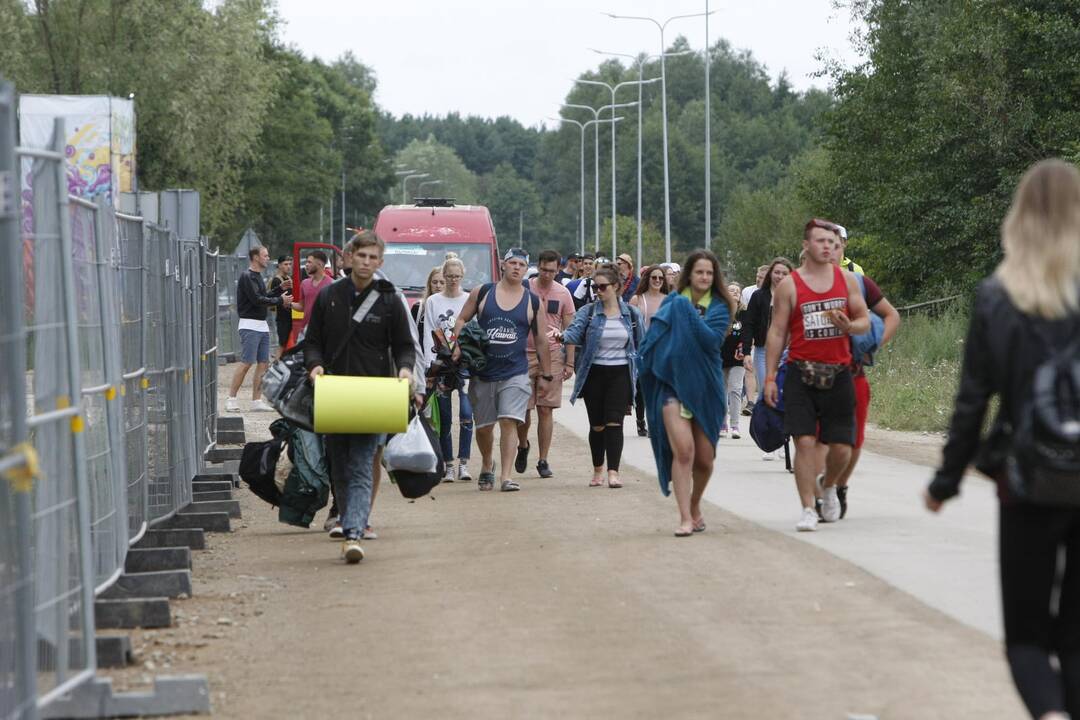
[{"left": 304, "top": 231, "right": 418, "bottom": 564}]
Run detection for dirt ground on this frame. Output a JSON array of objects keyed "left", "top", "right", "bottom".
[{"left": 97, "top": 365, "right": 1025, "bottom": 719}]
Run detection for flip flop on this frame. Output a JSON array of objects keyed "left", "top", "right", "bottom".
[
  {"left": 607, "top": 478, "right": 623, "bottom": 489},
  {"left": 692, "top": 520, "right": 706, "bottom": 533},
  {"left": 674, "top": 528, "right": 693, "bottom": 537},
  {"left": 589, "top": 477, "right": 603, "bottom": 487}
]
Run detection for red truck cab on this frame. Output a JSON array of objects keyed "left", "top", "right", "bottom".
[{"left": 372, "top": 199, "right": 500, "bottom": 305}]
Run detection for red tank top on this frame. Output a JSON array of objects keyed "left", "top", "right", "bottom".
[{"left": 787, "top": 265, "right": 853, "bottom": 365}]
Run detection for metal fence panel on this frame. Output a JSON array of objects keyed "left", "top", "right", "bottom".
[
  {"left": 116, "top": 214, "right": 148, "bottom": 543},
  {"left": 201, "top": 243, "right": 219, "bottom": 455},
  {"left": 17, "top": 118, "right": 97, "bottom": 714}
]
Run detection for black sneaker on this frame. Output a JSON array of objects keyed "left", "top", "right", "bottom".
[
  {"left": 837, "top": 486, "right": 848, "bottom": 519},
  {"left": 536, "top": 459, "right": 553, "bottom": 478},
  {"left": 514, "top": 442, "right": 530, "bottom": 474},
  {"left": 741, "top": 402, "right": 753, "bottom": 417},
  {"left": 637, "top": 421, "right": 648, "bottom": 437}
]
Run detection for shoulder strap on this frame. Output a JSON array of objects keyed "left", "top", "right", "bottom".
[
  {"left": 326, "top": 286, "right": 380, "bottom": 370},
  {"left": 854, "top": 271, "right": 867, "bottom": 299}
]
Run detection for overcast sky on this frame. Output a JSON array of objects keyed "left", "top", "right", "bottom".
[{"left": 276, "top": 0, "right": 864, "bottom": 129}]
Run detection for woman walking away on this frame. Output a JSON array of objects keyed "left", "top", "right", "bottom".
[
  {"left": 741, "top": 256, "right": 793, "bottom": 460},
  {"left": 422, "top": 253, "right": 473, "bottom": 483},
  {"left": 560, "top": 266, "right": 645, "bottom": 488},
  {"left": 640, "top": 250, "right": 734, "bottom": 536},
  {"left": 411, "top": 267, "right": 445, "bottom": 351},
  {"left": 925, "top": 158, "right": 1080, "bottom": 720},
  {"left": 721, "top": 282, "right": 747, "bottom": 439},
  {"left": 630, "top": 265, "right": 669, "bottom": 436}
]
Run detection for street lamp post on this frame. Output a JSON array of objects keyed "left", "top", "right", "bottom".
[
  {"left": 550, "top": 115, "right": 624, "bottom": 255},
  {"left": 394, "top": 169, "right": 417, "bottom": 205},
  {"left": 574, "top": 78, "right": 654, "bottom": 260},
  {"left": 563, "top": 101, "right": 636, "bottom": 256},
  {"left": 607, "top": 10, "right": 715, "bottom": 262},
  {"left": 402, "top": 173, "right": 429, "bottom": 204},
  {"left": 589, "top": 51, "right": 688, "bottom": 268}
]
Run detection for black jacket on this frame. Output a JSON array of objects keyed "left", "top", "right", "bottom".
[
  {"left": 740, "top": 286, "right": 771, "bottom": 356},
  {"left": 929, "top": 278, "right": 1079, "bottom": 502},
  {"left": 722, "top": 310, "right": 746, "bottom": 368},
  {"left": 238, "top": 269, "right": 286, "bottom": 321},
  {"left": 303, "top": 276, "right": 416, "bottom": 378}
]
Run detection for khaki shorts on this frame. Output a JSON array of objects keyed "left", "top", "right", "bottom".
[{"left": 527, "top": 352, "right": 565, "bottom": 409}]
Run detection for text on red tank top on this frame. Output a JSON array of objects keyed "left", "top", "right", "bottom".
[{"left": 788, "top": 265, "right": 852, "bottom": 365}]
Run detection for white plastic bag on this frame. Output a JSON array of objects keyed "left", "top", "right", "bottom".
[{"left": 383, "top": 415, "right": 439, "bottom": 474}]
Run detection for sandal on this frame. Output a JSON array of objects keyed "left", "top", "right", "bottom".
[
  {"left": 478, "top": 471, "right": 495, "bottom": 491},
  {"left": 692, "top": 519, "right": 706, "bottom": 533},
  {"left": 607, "top": 477, "right": 623, "bottom": 489},
  {"left": 589, "top": 476, "right": 603, "bottom": 487},
  {"left": 500, "top": 480, "right": 520, "bottom": 492},
  {"left": 674, "top": 527, "right": 693, "bottom": 537}
]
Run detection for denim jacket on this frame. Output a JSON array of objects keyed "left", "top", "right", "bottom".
[{"left": 562, "top": 299, "right": 646, "bottom": 404}]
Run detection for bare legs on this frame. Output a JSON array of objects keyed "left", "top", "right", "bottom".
[
  {"left": 517, "top": 405, "right": 554, "bottom": 461},
  {"left": 663, "top": 403, "right": 716, "bottom": 535},
  {"left": 476, "top": 419, "right": 521, "bottom": 484},
  {"left": 228, "top": 361, "right": 268, "bottom": 400},
  {"left": 798, "top": 436, "right": 852, "bottom": 508}
]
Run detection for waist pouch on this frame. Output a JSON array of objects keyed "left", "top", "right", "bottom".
[{"left": 794, "top": 360, "right": 846, "bottom": 390}]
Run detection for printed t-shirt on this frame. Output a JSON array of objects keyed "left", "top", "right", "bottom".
[{"left": 421, "top": 292, "right": 469, "bottom": 369}]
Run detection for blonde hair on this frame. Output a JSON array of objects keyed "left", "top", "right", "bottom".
[
  {"left": 997, "top": 159, "right": 1080, "bottom": 319},
  {"left": 441, "top": 251, "right": 464, "bottom": 279},
  {"left": 421, "top": 266, "right": 444, "bottom": 303}
]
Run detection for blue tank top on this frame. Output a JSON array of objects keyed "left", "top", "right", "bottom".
[{"left": 478, "top": 284, "right": 532, "bottom": 381}]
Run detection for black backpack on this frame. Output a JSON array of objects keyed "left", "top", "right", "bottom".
[
  {"left": 1006, "top": 328, "right": 1080, "bottom": 507},
  {"left": 238, "top": 420, "right": 288, "bottom": 507}
]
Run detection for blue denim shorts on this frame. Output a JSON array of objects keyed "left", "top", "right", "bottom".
[{"left": 239, "top": 329, "right": 270, "bottom": 364}]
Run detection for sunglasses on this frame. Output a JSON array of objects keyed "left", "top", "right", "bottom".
[
  {"left": 650, "top": 274, "right": 664, "bottom": 281},
  {"left": 594, "top": 282, "right": 612, "bottom": 291},
  {"left": 806, "top": 217, "right": 840, "bottom": 233}
]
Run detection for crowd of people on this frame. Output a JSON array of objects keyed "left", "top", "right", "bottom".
[{"left": 229, "top": 157, "right": 1080, "bottom": 718}]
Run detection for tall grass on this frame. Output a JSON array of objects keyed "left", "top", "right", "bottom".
[{"left": 865, "top": 307, "right": 968, "bottom": 432}]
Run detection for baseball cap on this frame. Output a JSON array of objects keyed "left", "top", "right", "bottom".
[
  {"left": 503, "top": 247, "right": 529, "bottom": 264},
  {"left": 567, "top": 251, "right": 583, "bottom": 260},
  {"left": 836, "top": 225, "right": 848, "bottom": 241}
]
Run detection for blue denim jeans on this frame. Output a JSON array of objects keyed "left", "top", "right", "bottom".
[
  {"left": 752, "top": 346, "right": 768, "bottom": 401},
  {"left": 324, "top": 433, "right": 379, "bottom": 539},
  {"left": 436, "top": 386, "right": 473, "bottom": 461}
]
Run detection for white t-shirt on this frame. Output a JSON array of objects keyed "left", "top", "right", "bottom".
[
  {"left": 238, "top": 318, "right": 269, "bottom": 333},
  {"left": 740, "top": 285, "right": 758, "bottom": 308},
  {"left": 421, "top": 292, "right": 469, "bottom": 369}
]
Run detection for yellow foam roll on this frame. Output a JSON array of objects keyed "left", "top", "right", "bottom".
[{"left": 313, "top": 375, "right": 409, "bottom": 435}]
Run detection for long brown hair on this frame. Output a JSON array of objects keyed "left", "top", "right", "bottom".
[
  {"left": 762, "top": 256, "right": 795, "bottom": 292},
  {"left": 635, "top": 265, "right": 669, "bottom": 296},
  {"left": 677, "top": 249, "right": 736, "bottom": 317}
]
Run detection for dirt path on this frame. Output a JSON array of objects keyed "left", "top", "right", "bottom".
[{"left": 100, "top": 366, "right": 1024, "bottom": 719}]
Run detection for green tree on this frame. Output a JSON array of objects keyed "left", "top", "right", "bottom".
[
  {"left": 478, "top": 163, "right": 542, "bottom": 250},
  {"left": 818, "top": 0, "right": 1080, "bottom": 299},
  {"left": 394, "top": 137, "right": 479, "bottom": 204}
]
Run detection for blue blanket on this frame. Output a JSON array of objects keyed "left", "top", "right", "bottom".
[{"left": 639, "top": 293, "right": 730, "bottom": 495}]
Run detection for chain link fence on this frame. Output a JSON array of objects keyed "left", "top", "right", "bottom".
[{"left": 0, "top": 81, "right": 223, "bottom": 720}]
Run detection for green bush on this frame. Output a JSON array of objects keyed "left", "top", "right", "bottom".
[{"left": 865, "top": 306, "right": 968, "bottom": 432}]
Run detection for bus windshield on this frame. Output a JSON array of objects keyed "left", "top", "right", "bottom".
[{"left": 381, "top": 242, "right": 494, "bottom": 291}]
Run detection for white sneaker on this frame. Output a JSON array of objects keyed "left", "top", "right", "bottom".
[
  {"left": 821, "top": 487, "right": 842, "bottom": 522},
  {"left": 796, "top": 507, "right": 819, "bottom": 532},
  {"left": 322, "top": 514, "right": 339, "bottom": 532},
  {"left": 762, "top": 451, "right": 776, "bottom": 461},
  {"left": 457, "top": 462, "right": 472, "bottom": 483},
  {"left": 731, "top": 429, "right": 741, "bottom": 439},
  {"left": 250, "top": 399, "right": 275, "bottom": 412},
  {"left": 443, "top": 465, "right": 456, "bottom": 483},
  {"left": 225, "top": 397, "right": 241, "bottom": 412},
  {"left": 719, "top": 429, "right": 730, "bottom": 439},
  {"left": 342, "top": 539, "right": 364, "bottom": 564},
  {"left": 328, "top": 524, "right": 344, "bottom": 539}
]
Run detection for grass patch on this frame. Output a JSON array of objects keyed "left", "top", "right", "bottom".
[{"left": 865, "top": 307, "right": 968, "bottom": 432}]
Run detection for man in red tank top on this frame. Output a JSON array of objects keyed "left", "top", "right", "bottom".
[{"left": 763, "top": 218, "right": 871, "bottom": 532}]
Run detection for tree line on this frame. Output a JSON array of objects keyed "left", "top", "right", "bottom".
[{"left": 4, "top": 1, "right": 1076, "bottom": 301}]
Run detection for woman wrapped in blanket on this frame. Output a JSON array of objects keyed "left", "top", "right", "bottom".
[{"left": 639, "top": 249, "right": 735, "bottom": 537}]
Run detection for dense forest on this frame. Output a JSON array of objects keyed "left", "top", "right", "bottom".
[{"left": 3, "top": 0, "right": 1079, "bottom": 300}]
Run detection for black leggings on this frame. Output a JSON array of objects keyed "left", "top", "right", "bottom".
[
  {"left": 1000, "top": 502, "right": 1080, "bottom": 718},
  {"left": 581, "top": 364, "right": 631, "bottom": 471}
]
